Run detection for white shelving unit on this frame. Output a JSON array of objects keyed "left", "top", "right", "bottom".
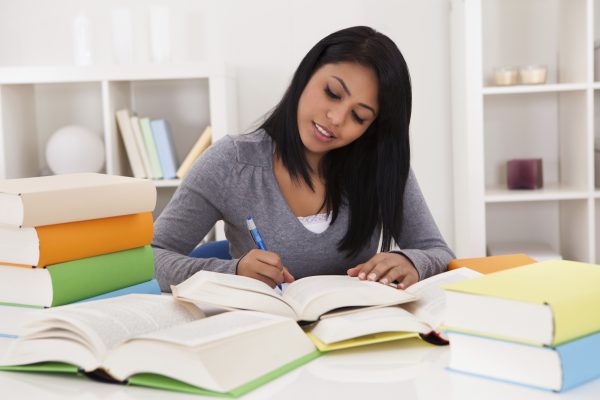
[
  {"left": 450, "top": 0, "right": 599, "bottom": 262},
  {"left": 0, "top": 63, "right": 238, "bottom": 235}
]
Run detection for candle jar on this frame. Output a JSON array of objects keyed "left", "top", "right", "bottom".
[
  {"left": 494, "top": 67, "right": 518, "bottom": 86},
  {"left": 519, "top": 65, "right": 548, "bottom": 85}
]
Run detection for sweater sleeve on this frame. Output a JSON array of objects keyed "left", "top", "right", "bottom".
[
  {"left": 151, "top": 136, "right": 239, "bottom": 292},
  {"left": 391, "top": 170, "right": 455, "bottom": 280}
]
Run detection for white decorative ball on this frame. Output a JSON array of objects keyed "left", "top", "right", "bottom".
[{"left": 46, "top": 125, "right": 105, "bottom": 174}]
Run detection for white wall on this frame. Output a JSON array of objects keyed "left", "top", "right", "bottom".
[{"left": 0, "top": 0, "right": 455, "bottom": 249}]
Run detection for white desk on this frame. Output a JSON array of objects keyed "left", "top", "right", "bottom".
[{"left": 1, "top": 337, "right": 599, "bottom": 400}]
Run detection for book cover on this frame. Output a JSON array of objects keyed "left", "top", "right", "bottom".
[
  {"left": 447, "top": 254, "right": 536, "bottom": 274},
  {"left": 0, "top": 246, "right": 154, "bottom": 307},
  {"left": 0, "top": 173, "right": 156, "bottom": 228},
  {"left": 150, "top": 119, "right": 178, "bottom": 179},
  {"left": 0, "top": 212, "right": 153, "bottom": 267},
  {"left": 176, "top": 125, "right": 212, "bottom": 179},
  {"left": 138, "top": 118, "right": 163, "bottom": 179},
  {"left": 447, "top": 330, "right": 600, "bottom": 392},
  {"left": 130, "top": 115, "right": 155, "bottom": 179},
  {"left": 443, "top": 260, "right": 600, "bottom": 345}
]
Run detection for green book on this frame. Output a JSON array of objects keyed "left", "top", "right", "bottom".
[
  {"left": 139, "top": 117, "right": 164, "bottom": 179},
  {"left": 0, "top": 246, "right": 154, "bottom": 307},
  {"left": 0, "top": 295, "right": 320, "bottom": 397},
  {"left": 443, "top": 260, "right": 600, "bottom": 346}
]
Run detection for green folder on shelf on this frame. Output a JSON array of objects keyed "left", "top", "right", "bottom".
[{"left": 139, "top": 117, "right": 164, "bottom": 179}]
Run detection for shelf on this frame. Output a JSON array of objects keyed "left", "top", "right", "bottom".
[
  {"left": 482, "top": 83, "right": 587, "bottom": 95},
  {"left": 153, "top": 179, "right": 181, "bottom": 188},
  {"left": 0, "top": 63, "right": 234, "bottom": 85},
  {"left": 485, "top": 185, "right": 590, "bottom": 203}
]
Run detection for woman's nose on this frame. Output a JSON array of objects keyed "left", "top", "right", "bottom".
[{"left": 326, "top": 107, "right": 346, "bottom": 126}]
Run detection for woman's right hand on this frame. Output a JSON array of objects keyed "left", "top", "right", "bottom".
[{"left": 236, "top": 249, "right": 295, "bottom": 288}]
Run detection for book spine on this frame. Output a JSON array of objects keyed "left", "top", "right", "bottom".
[
  {"left": 130, "top": 116, "right": 155, "bottom": 179},
  {"left": 116, "top": 109, "right": 147, "bottom": 179},
  {"left": 19, "top": 180, "right": 157, "bottom": 227},
  {"left": 48, "top": 246, "right": 155, "bottom": 307},
  {"left": 36, "top": 213, "right": 153, "bottom": 267},
  {"left": 139, "top": 118, "right": 164, "bottom": 179},
  {"left": 150, "top": 119, "right": 178, "bottom": 179},
  {"left": 559, "top": 331, "right": 600, "bottom": 391},
  {"left": 78, "top": 279, "right": 161, "bottom": 303}
]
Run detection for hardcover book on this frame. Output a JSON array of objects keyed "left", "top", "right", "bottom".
[
  {"left": 0, "top": 173, "right": 156, "bottom": 228},
  {"left": 0, "top": 295, "right": 319, "bottom": 397}
]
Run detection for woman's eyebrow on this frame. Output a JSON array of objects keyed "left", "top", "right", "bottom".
[{"left": 332, "top": 75, "right": 376, "bottom": 115}]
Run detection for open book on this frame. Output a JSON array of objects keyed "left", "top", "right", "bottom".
[
  {"left": 305, "top": 268, "right": 483, "bottom": 351},
  {"left": 0, "top": 294, "right": 319, "bottom": 397},
  {"left": 172, "top": 271, "right": 417, "bottom": 322}
]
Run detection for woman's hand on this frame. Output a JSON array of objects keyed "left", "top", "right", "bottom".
[
  {"left": 347, "top": 252, "right": 419, "bottom": 289},
  {"left": 237, "top": 249, "right": 295, "bottom": 288}
]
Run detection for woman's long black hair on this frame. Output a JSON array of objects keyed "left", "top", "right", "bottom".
[{"left": 259, "top": 26, "right": 412, "bottom": 257}]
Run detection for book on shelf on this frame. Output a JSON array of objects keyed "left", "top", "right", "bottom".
[
  {"left": 446, "top": 330, "right": 600, "bottom": 392},
  {"left": 115, "top": 109, "right": 147, "bottom": 179},
  {"left": 447, "top": 253, "right": 536, "bottom": 274},
  {"left": 305, "top": 268, "right": 483, "bottom": 351},
  {"left": 0, "top": 246, "right": 154, "bottom": 307},
  {"left": 173, "top": 270, "right": 417, "bottom": 322},
  {"left": 0, "top": 212, "right": 153, "bottom": 267},
  {"left": 138, "top": 117, "right": 164, "bottom": 179},
  {"left": 443, "top": 260, "right": 600, "bottom": 346},
  {"left": 130, "top": 115, "right": 156, "bottom": 179},
  {"left": 0, "top": 279, "right": 160, "bottom": 339},
  {"left": 176, "top": 125, "right": 212, "bottom": 179},
  {"left": 0, "top": 173, "right": 156, "bottom": 228},
  {"left": 0, "top": 295, "right": 320, "bottom": 397},
  {"left": 150, "top": 119, "right": 178, "bottom": 180}
]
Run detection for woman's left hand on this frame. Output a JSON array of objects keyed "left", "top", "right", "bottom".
[{"left": 347, "top": 252, "right": 419, "bottom": 289}]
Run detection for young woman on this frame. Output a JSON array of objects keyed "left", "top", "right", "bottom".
[{"left": 152, "top": 26, "right": 454, "bottom": 292}]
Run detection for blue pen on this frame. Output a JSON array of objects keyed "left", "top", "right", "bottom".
[{"left": 246, "top": 216, "right": 283, "bottom": 291}]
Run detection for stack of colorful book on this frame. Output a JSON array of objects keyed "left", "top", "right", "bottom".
[
  {"left": 442, "top": 260, "right": 600, "bottom": 392},
  {"left": 0, "top": 173, "right": 160, "bottom": 338}
]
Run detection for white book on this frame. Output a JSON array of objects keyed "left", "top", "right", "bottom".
[
  {"left": 307, "top": 268, "right": 482, "bottom": 349},
  {"left": 115, "top": 109, "right": 146, "bottom": 179},
  {"left": 172, "top": 270, "right": 417, "bottom": 322}
]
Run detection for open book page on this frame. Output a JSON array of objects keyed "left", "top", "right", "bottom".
[
  {"left": 21, "top": 294, "right": 204, "bottom": 360},
  {"left": 134, "top": 311, "right": 287, "bottom": 348},
  {"left": 173, "top": 270, "right": 281, "bottom": 299},
  {"left": 403, "top": 268, "right": 482, "bottom": 328},
  {"left": 282, "top": 276, "right": 416, "bottom": 320},
  {"left": 309, "top": 306, "right": 431, "bottom": 345}
]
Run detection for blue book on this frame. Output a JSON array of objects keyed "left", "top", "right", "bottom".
[
  {"left": 150, "top": 119, "right": 178, "bottom": 179},
  {"left": 446, "top": 330, "right": 600, "bottom": 392},
  {"left": 0, "top": 279, "right": 161, "bottom": 339}
]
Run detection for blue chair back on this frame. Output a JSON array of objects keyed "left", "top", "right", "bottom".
[{"left": 189, "top": 240, "right": 231, "bottom": 260}]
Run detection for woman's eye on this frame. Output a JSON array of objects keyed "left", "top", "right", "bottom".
[
  {"left": 324, "top": 86, "right": 341, "bottom": 100},
  {"left": 352, "top": 111, "right": 365, "bottom": 124}
]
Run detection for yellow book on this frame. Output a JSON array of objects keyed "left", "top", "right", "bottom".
[
  {"left": 443, "top": 260, "right": 600, "bottom": 346},
  {"left": 176, "top": 126, "right": 212, "bottom": 179}
]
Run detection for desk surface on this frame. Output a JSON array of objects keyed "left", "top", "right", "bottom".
[{"left": 1, "top": 337, "right": 599, "bottom": 400}]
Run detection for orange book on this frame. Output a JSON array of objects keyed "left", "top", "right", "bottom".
[
  {"left": 447, "top": 254, "right": 536, "bottom": 274},
  {"left": 0, "top": 213, "right": 153, "bottom": 268}
]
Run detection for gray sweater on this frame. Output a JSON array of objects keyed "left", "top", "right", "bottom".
[{"left": 152, "top": 130, "right": 455, "bottom": 291}]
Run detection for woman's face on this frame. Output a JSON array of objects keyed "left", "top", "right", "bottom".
[{"left": 297, "top": 62, "right": 379, "bottom": 159}]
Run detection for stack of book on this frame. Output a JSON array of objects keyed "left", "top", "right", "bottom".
[
  {"left": 443, "top": 260, "right": 600, "bottom": 392},
  {"left": 116, "top": 109, "right": 212, "bottom": 180},
  {"left": 0, "top": 173, "right": 160, "bottom": 338}
]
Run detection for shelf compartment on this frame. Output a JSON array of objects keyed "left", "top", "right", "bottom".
[
  {"left": 105, "top": 79, "right": 211, "bottom": 178},
  {"left": 484, "top": 91, "right": 589, "bottom": 192},
  {"left": 486, "top": 199, "right": 591, "bottom": 262},
  {"left": 482, "top": 0, "right": 588, "bottom": 86},
  {"left": 0, "top": 82, "right": 104, "bottom": 179}
]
